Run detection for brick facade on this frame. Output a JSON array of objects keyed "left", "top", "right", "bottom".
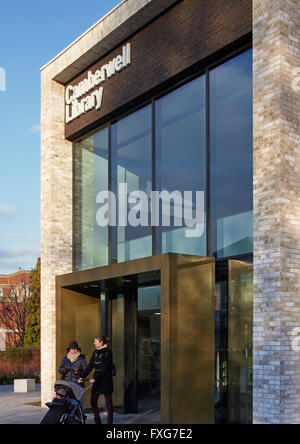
[
  {"left": 41, "top": 0, "right": 252, "bottom": 407},
  {"left": 0, "top": 270, "right": 31, "bottom": 347},
  {"left": 253, "top": 0, "right": 300, "bottom": 424},
  {"left": 41, "top": 0, "right": 300, "bottom": 423},
  {"left": 0, "top": 270, "right": 31, "bottom": 288}
]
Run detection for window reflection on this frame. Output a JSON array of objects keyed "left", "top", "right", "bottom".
[
  {"left": 210, "top": 49, "right": 253, "bottom": 258},
  {"left": 155, "top": 76, "right": 207, "bottom": 255},
  {"left": 74, "top": 50, "right": 253, "bottom": 265},
  {"left": 74, "top": 127, "right": 109, "bottom": 270},
  {"left": 111, "top": 105, "right": 152, "bottom": 262}
]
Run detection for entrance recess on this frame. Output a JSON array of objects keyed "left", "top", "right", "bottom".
[
  {"left": 137, "top": 285, "right": 161, "bottom": 412},
  {"left": 106, "top": 283, "right": 161, "bottom": 414},
  {"left": 56, "top": 253, "right": 215, "bottom": 424}
]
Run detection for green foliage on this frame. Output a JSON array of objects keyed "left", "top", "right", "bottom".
[{"left": 24, "top": 258, "right": 41, "bottom": 348}]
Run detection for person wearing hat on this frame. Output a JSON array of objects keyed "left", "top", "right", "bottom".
[{"left": 58, "top": 341, "right": 88, "bottom": 387}]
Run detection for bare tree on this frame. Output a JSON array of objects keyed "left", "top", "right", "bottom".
[{"left": 0, "top": 281, "right": 30, "bottom": 348}]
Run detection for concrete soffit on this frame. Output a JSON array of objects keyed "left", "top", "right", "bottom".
[{"left": 41, "top": 0, "right": 180, "bottom": 85}]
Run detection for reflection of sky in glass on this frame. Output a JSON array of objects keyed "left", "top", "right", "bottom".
[
  {"left": 162, "top": 227, "right": 206, "bottom": 256},
  {"left": 210, "top": 49, "right": 253, "bottom": 257},
  {"left": 155, "top": 75, "right": 207, "bottom": 256},
  {"left": 93, "top": 128, "right": 109, "bottom": 267},
  {"left": 118, "top": 235, "right": 152, "bottom": 263},
  {"left": 112, "top": 105, "right": 152, "bottom": 261},
  {"left": 94, "top": 128, "right": 109, "bottom": 159},
  {"left": 156, "top": 76, "right": 206, "bottom": 194},
  {"left": 217, "top": 210, "right": 253, "bottom": 256},
  {"left": 76, "top": 49, "right": 252, "bottom": 264}
]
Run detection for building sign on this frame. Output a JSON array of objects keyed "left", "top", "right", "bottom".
[{"left": 65, "top": 43, "right": 131, "bottom": 124}]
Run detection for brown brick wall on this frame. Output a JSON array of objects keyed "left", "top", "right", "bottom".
[
  {"left": 65, "top": 0, "right": 252, "bottom": 140},
  {"left": 0, "top": 271, "right": 30, "bottom": 287}
]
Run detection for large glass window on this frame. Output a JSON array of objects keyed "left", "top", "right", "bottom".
[
  {"left": 74, "top": 127, "right": 109, "bottom": 270},
  {"left": 73, "top": 47, "right": 254, "bottom": 425},
  {"left": 155, "top": 76, "right": 207, "bottom": 256},
  {"left": 74, "top": 49, "right": 253, "bottom": 268},
  {"left": 210, "top": 49, "right": 253, "bottom": 258},
  {"left": 111, "top": 105, "right": 152, "bottom": 263}
]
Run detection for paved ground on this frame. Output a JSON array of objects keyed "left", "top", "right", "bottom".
[{"left": 0, "top": 385, "right": 160, "bottom": 424}]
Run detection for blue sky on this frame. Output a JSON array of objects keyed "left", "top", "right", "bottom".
[{"left": 0, "top": 0, "right": 120, "bottom": 274}]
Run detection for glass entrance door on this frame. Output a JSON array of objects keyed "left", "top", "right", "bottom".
[
  {"left": 214, "top": 258, "right": 253, "bottom": 424},
  {"left": 228, "top": 259, "right": 253, "bottom": 424},
  {"left": 137, "top": 286, "right": 161, "bottom": 412},
  {"left": 108, "top": 287, "right": 137, "bottom": 413},
  {"left": 108, "top": 284, "right": 161, "bottom": 415}
]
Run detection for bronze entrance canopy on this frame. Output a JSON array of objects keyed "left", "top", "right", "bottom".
[{"left": 56, "top": 253, "right": 215, "bottom": 424}]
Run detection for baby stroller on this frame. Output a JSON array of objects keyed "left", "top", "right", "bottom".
[{"left": 41, "top": 380, "right": 92, "bottom": 424}]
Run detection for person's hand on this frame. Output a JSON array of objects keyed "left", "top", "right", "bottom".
[
  {"left": 77, "top": 378, "right": 83, "bottom": 384},
  {"left": 89, "top": 379, "right": 95, "bottom": 384}
]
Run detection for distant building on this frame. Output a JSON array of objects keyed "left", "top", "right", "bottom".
[{"left": 0, "top": 270, "right": 31, "bottom": 346}]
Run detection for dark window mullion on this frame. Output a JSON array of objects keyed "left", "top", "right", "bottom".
[
  {"left": 206, "top": 70, "right": 211, "bottom": 257},
  {"left": 152, "top": 99, "right": 156, "bottom": 256}
]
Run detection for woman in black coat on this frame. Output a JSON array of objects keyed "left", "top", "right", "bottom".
[
  {"left": 58, "top": 341, "right": 88, "bottom": 387},
  {"left": 79, "top": 336, "right": 114, "bottom": 424}
]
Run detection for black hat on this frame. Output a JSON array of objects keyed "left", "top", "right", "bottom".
[{"left": 67, "top": 341, "right": 81, "bottom": 351}]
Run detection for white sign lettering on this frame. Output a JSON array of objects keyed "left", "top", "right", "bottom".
[{"left": 66, "top": 43, "right": 131, "bottom": 124}]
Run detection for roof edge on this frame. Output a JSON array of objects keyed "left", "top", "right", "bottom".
[{"left": 0, "top": 270, "right": 32, "bottom": 278}]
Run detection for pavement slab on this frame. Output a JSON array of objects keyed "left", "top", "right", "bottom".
[{"left": 0, "top": 385, "right": 160, "bottom": 424}]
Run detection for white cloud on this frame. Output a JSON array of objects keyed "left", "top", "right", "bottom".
[
  {"left": 29, "top": 123, "right": 40, "bottom": 134},
  {"left": 0, "top": 246, "right": 40, "bottom": 273},
  {"left": 0, "top": 204, "right": 15, "bottom": 217}
]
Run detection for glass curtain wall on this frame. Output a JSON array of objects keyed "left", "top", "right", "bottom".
[
  {"left": 155, "top": 76, "right": 207, "bottom": 256},
  {"left": 210, "top": 49, "right": 253, "bottom": 258},
  {"left": 74, "top": 49, "right": 253, "bottom": 265},
  {"left": 74, "top": 127, "right": 109, "bottom": 270},
  {"left": 111, "top": 105, "right": 152, "bottom": 263}
]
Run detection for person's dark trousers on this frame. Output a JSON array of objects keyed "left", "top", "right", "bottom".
[
  {"left": 105, "top": 394, "right": 113, "bottom": 424},
  {"left": 91, "top": 392, "right": 113, "bottom": 424}
]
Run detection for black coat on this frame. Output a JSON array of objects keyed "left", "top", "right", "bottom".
[
  {"left": 83, "top": 347, "right": 113, "bottom": 394},
  {"left": 58, "top": 354, "right": 88, "bottom": 385},
  {"left": 40, "top": 398, "right": 70, "bottom": 424}
]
